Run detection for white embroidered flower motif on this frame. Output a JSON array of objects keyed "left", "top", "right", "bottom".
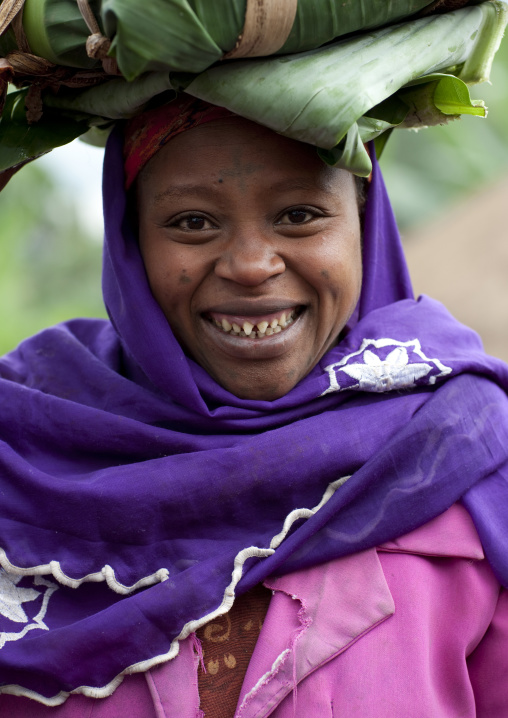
[
  {"left": 0, "top": 570, "right": 58, "bottom": 648},
  {"left": 0, "top": 571, "right": 40, "bottom": 623},
  {"left": 321, "top": 339, "right": 452, "bottom": 396},
  {"left": 339, "top": 346, "right": 432, "bottom": 392}
]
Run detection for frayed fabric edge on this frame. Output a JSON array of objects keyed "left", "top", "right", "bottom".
[
  {"left": 0, "top": 475, "right": 350, "bottom": 706},
  {"left": 236, "top": 587, "right": 312, "bottom": 718}
]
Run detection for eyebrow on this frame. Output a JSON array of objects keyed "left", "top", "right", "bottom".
[{"left": 151, "top": 177, "right": 335, "bottom": 206}]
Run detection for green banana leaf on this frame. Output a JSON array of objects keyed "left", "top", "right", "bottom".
[
  {"left": 45, "top": 71, "right": 174, "bottom": 119},
  {"left": 0, "top": 2, "right": 506, "bottom": 177},
  {"left": 0, "top": 0, "right": 441, "bottom": 77},
  {"left": 0, "top": 89, "right": 89, "bottom": 172},
  {"left": 21, "top": 0, "right": 102, "bottom": 69},
  {"left": 0, "top": 0, "right": 493, "bottom": 79},
  {"left": 181, "top": 3, "right": 507, "bottom": 175},
  {"left": 102, "top": 0, "right": 435, "bottom": 81}
]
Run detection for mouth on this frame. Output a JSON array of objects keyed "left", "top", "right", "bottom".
[{"left": 204, "top": 306, "right": 304, "bottom": 339}]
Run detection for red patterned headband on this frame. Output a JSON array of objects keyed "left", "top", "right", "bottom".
[{"left": 123, "top": 94, "right": 236, "bottom": 189}]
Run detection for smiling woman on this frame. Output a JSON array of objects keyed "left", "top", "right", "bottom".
[
  {"left": 1, "top": 79, "right": 508, "bottom": 718},
  {"left": 136, "top": 116, "right": 362, "bottom": 400}
]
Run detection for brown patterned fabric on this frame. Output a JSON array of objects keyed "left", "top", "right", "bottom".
[{"left": 196, "top": 584, "right": 272, "bottom": 718}]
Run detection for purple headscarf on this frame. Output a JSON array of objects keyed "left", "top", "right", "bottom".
[{"left": 0, "top": 128, "right": 507, "bottom": 704}]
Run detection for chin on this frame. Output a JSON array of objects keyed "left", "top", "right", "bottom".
[{"left": 218, "top": 372, "right": 297, "bottom": 402}]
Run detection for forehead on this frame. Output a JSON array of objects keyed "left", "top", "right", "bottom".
[{"left": 137, "top": 117, "right": 353, "bottom": 201}]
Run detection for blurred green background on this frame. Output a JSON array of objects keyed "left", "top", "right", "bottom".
[{"left": 0, "top": 38, "right": 507, "bottom": 355}]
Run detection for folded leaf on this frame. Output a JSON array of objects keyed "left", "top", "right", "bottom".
[
  {"left": 0, "top": 89, "right": 88, "bottom": 172},
  {"left": 433, "top": 75, "right": 486, "bottom": 116},
  {"left": 102, "top": 0, "right": 435, "bottom": 80},
  {"left": 22, "top": 0, "right": 102, "bottom": 69},
  {"left": 0, "top": 1, "right": 506, "bottom": 177},
  {"left": 181, "top": 4, "right": 505, "bottom": 174},
  {"left": 45, "top": 71, "right": 174, "bottom": 119}
]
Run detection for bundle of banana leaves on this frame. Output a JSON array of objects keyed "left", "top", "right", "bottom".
[{"left": 0, "top": 0, "right": 506, "bottom": 184}]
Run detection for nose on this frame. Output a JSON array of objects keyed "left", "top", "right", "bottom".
[{"left": 214, "top": 225, "right": 286, "bottom": 287}]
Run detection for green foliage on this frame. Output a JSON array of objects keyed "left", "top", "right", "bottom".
[
  {"left": 180, "top": 4, "right": 505, "bottom": 177},
  {"left": 0, "top": 16, "right": 506, "bottom": 354},
  {"left": 381, "top": 32, "right": 508, "bottom": 228},
  {"left": 0, "top": 160, "right": 106, "bottom": 355},
  {"left": 103, "top": 0, "right": 433, "bottom": 79},
  {"left": 0, "top": 89, "right": 89, "bottom": 172},
  {"left": 2, "top": 3, "right": 506, "bottom": 178}
]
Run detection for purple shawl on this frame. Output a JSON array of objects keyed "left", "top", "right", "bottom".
[{"left": 0, "top": 131, "right": 507, "bottom": 704}]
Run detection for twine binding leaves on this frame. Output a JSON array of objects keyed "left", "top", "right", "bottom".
[
  {"left": 4, "top": 49, "right": 107, "bottom": 88},
  {"left": 10, "top": 3, "right": 29, "bottom": 54},
  {"left": 76, "top": 0, "right": 119, "bottom": 73},
  {"left": 0, "top": 0, "right": 119, "bottom": 98},
  {"left": 224, "top": 0, "right": 298, "bottom": 60},
  {"left": 0, "top": 0, "right": 120, "bottom": 135},
  {"left": 0, "top": 0, "right": 25, "bottom": 37}
]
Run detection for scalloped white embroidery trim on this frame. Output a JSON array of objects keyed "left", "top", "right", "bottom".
[
  {"left": 0, "top": 552, "right": 170, "bottom": 595},
  {"left": 0, "top": 474, "right": 350, "bottom": 706}
]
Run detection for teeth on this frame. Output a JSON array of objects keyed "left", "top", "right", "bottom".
[{"left": 212, "top": 309, "right": 299, "bottom": 338}]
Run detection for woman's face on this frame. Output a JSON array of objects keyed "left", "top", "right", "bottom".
[{"left": 137, "top": 118, "right": 362, "bottom": 400}]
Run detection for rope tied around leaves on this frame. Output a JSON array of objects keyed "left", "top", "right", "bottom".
[
  {"left": 76, "top": 0, "right": 111, "bottom": 61},
  {"left": 0, "top": 0, "right": 120, "bottom": 123}
]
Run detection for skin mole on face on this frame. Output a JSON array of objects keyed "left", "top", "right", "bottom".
[
  {"left": 321, "top": 269, "right": 330, "bottom": 280},
  {"left": 179, "top": 270, "right": 192, "bottom": 284}
]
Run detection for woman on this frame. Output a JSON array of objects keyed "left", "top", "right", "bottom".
[{"left": 0, "top": 94, "right": 507, "bottom": 716}]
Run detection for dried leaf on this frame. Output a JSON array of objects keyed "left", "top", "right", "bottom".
[
  {"left": 0, "top": 0, "right": 25, "bottom": 36},
  {"left": 6, "top": 51, "right": 55, "bottom": 77},
  {"left": 25, "top": 84, "right": 43, "bottom": 123}
]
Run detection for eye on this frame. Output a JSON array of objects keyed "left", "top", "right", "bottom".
[
  {"left": 276, "top": 207, "right": 319, "bottom": 225},
  {"left": 170, "top": 213, "right": 217, "bottom": 231}
]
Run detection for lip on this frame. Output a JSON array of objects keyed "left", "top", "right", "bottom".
[
  {"left": 199, "top": 306, "right": 307, "bottom": 360},
  {"left": 202, "top": 299, "right": 304, "bottom": 317}
]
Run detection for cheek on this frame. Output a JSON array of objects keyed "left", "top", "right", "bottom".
[
  {"left": 140, "top": 250, "right": 184, "bottom": 320},
  {"left": 321, "top": 237, "right": 362, "bottom": 286},
  {"left": 315, "top": 232, "right": 363, "bottom": 316}
]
